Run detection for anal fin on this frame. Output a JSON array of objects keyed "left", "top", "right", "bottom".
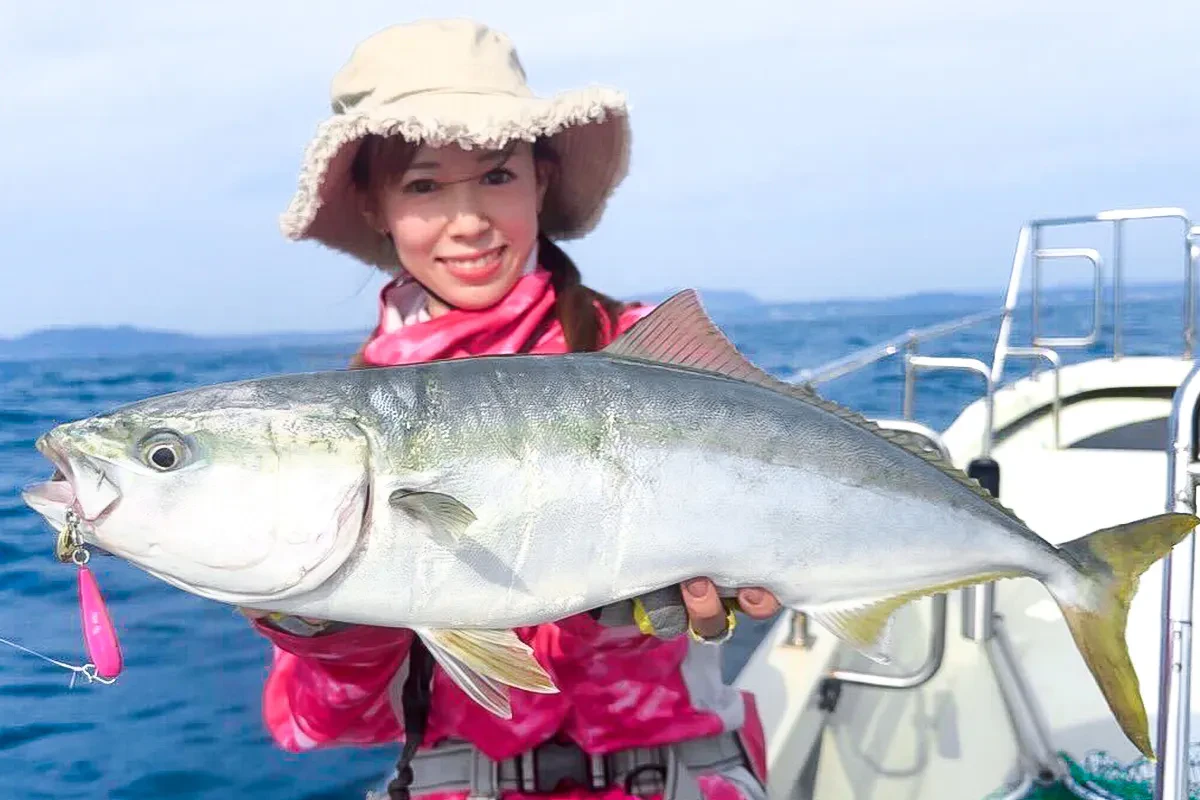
[
  {"left": 807, "top": 595, "right": 918, "bottom": 665},
  {"left": 415, "top": 628, "right": 559, "bottom": 719},
  {"left": 808, "top": 573, "right": 1025, "bottom": 664}
]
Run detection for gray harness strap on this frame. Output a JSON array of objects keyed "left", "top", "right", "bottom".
[
  {"left": 391, "top": 733, "right": 751, "bottom": 800},
  {"left": 468, "top": 746, "right": 499, "bottom": 800},
  {"left": 664, "top": 748, "right": 704, "bottom": 800}
]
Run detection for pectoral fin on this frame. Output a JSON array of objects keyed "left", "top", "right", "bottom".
[
  {"left": 415, "top": 628, "right": 559, "bottom": 719},
  {"left": 390, "top": 490, "right": 477, "bottom": 546},
  {"left": 390, "top": 490, "right": 532, "bottom": 595}
]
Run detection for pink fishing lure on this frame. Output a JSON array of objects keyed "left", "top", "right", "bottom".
[{"left": 77, "top": 566, "right": 122, "bottom": 679}]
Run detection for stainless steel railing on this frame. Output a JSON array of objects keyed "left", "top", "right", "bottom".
[
  {"left": 790, "top": 308, "right": 1004, "bottom": 389},
  {"left": 796, "top": 206, "right": 1196, "bottom": 451},
  {"left": 1031, "top": 247, "right": 1102, "bottom": 350}
]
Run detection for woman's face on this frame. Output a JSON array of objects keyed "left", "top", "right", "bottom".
[{"left": 366, "top": 142, "right": 550, "bottom": 316}]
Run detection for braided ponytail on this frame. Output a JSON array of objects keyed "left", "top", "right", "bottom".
[{"left": 537, "top": 234, "right": 625, "bottom": 352}]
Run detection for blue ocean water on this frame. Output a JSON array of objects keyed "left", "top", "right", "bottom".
[{"left": 0, "top": 289, "right": 1190, "bottom": 799}]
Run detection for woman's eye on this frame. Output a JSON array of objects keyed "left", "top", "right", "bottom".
[
  {"left": 482, "top": 168, "right": 515, "bottom": 186},
  {"left": 403, "top": 178, "right": 439, "bottom": 194}
]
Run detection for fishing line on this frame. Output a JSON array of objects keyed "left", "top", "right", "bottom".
[
  {"left": 0, "top": 635, "right": 116, "bottom": 688},
  {"left": 0, "top": 510, "right": 123, "bottom": 687}
]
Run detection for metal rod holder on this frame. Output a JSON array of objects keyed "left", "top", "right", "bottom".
[
  {"left": 961, "top": 456, "right": 1002, "bottom": 642},
  {"left": 787, "top": 611, "right": 814, "bottom": 649},
  {"left": 902, "top": 338, "right": 918, "bottom": 420},
  {"left": 961, "top": 577, "right": 997, "bottom": 643}
]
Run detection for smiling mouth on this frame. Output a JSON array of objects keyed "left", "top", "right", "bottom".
[
  {"left": 436, "top": 246, "right": 507, "bottom": 281},
  {"left": 438, "top": 245, "right": 505, "bottom": 263}
]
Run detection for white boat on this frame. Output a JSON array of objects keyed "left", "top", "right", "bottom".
[{"left": 733, "top": 207, "right": 1200, "bottom": 800}]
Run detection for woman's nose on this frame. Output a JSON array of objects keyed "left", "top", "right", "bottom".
[{"left": 444, "top": 186, "right": 492, "bottom": 238}]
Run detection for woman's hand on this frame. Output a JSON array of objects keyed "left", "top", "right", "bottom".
[
  {"left": 593, "top": 583, "right": 783, "bottom": 641},
  {"left": 238, "top": 607, "right": 346, "bottom": 636},
  {"left": 681, "top": 579, "right": 781, "bottom": 640},
  {"left": 243, "top": 587, "right": 783, "bottom": 643}
]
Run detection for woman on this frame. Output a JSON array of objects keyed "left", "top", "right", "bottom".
[{"left": 252, "top": 18, "right": 782, "bottom": 800}]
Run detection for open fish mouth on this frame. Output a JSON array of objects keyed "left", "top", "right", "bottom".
[
  {"left": 22, "top": 433, "right": 121, "bottom": 529},
  {"left": 21, "top": 469, "right": 74, "bottom": 530}
]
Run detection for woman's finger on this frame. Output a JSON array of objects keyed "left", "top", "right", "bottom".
[
  {"left": 737, "top": 587, "right": 782, "bottom": 619},
  {"left": 681, "top": 578, "right": 728, "bottom": 639}
]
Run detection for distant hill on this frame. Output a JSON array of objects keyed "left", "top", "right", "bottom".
[
  {"left": 0, "top": 325, "right": 365, "bottom": 361},
  {"left": 626, "top": 288, "right": 1006, "bottom": 323},
  {"left": 1, "top": 281, "right": 1184, "bottom": 360},
  {"left": 0, "top": 288, "right": 764, "bottom": 360}
]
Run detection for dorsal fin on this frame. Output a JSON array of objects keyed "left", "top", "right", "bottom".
[
  {"left": 605, "top": 290, "right": 1025, "bottom": 526},
  {"left": 603, "top": 290, "right": 818, "bottom": 399}
]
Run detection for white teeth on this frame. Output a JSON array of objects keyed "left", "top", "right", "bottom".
[{"left": 442, "top": 252, "right": 500, "bottom": 271}]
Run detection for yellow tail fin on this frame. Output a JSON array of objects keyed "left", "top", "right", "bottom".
[{"left": 1052, "top": 512, "right": 1199, "bottom": 759}]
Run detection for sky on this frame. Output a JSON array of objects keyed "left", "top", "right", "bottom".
[{"left": 2, "top": 1, "right": 1199, "bottom": 336}]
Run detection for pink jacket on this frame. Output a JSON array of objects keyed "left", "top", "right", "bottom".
[{"left": 251, "top": 268, "right": 768, "bottom": 795}]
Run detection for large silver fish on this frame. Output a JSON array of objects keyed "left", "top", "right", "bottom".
[{"left": 21, "top": 291, "right": 1196, "bottom": 757}]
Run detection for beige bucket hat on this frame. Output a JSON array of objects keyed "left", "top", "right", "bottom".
[{"left": 279, "top": 18, "right": 631, "bottom": 270}]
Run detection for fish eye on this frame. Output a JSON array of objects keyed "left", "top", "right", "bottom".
[{"left": 140, "top": 433, "right": 189, "bottom": 472}]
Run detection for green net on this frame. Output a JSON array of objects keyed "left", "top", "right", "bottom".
[{"left": 985, "top": 748, "right": 1200, "bottom": 799}]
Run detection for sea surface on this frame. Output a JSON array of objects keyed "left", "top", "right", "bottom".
[{"left": 0, "top": 288, "right": 1192, "bottom": 799}]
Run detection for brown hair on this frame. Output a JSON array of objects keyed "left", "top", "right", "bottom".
[{"left": 348, "top": 135, "right": 625, "bottom": 361}]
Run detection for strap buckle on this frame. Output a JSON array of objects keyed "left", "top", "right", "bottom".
[{"left": 519, "top": 739, "right": 610, "bottom": 793}]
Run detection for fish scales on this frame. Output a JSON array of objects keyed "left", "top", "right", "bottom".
[{"left": 254, "top": 353, "right": 1063, "bottom": 631}]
